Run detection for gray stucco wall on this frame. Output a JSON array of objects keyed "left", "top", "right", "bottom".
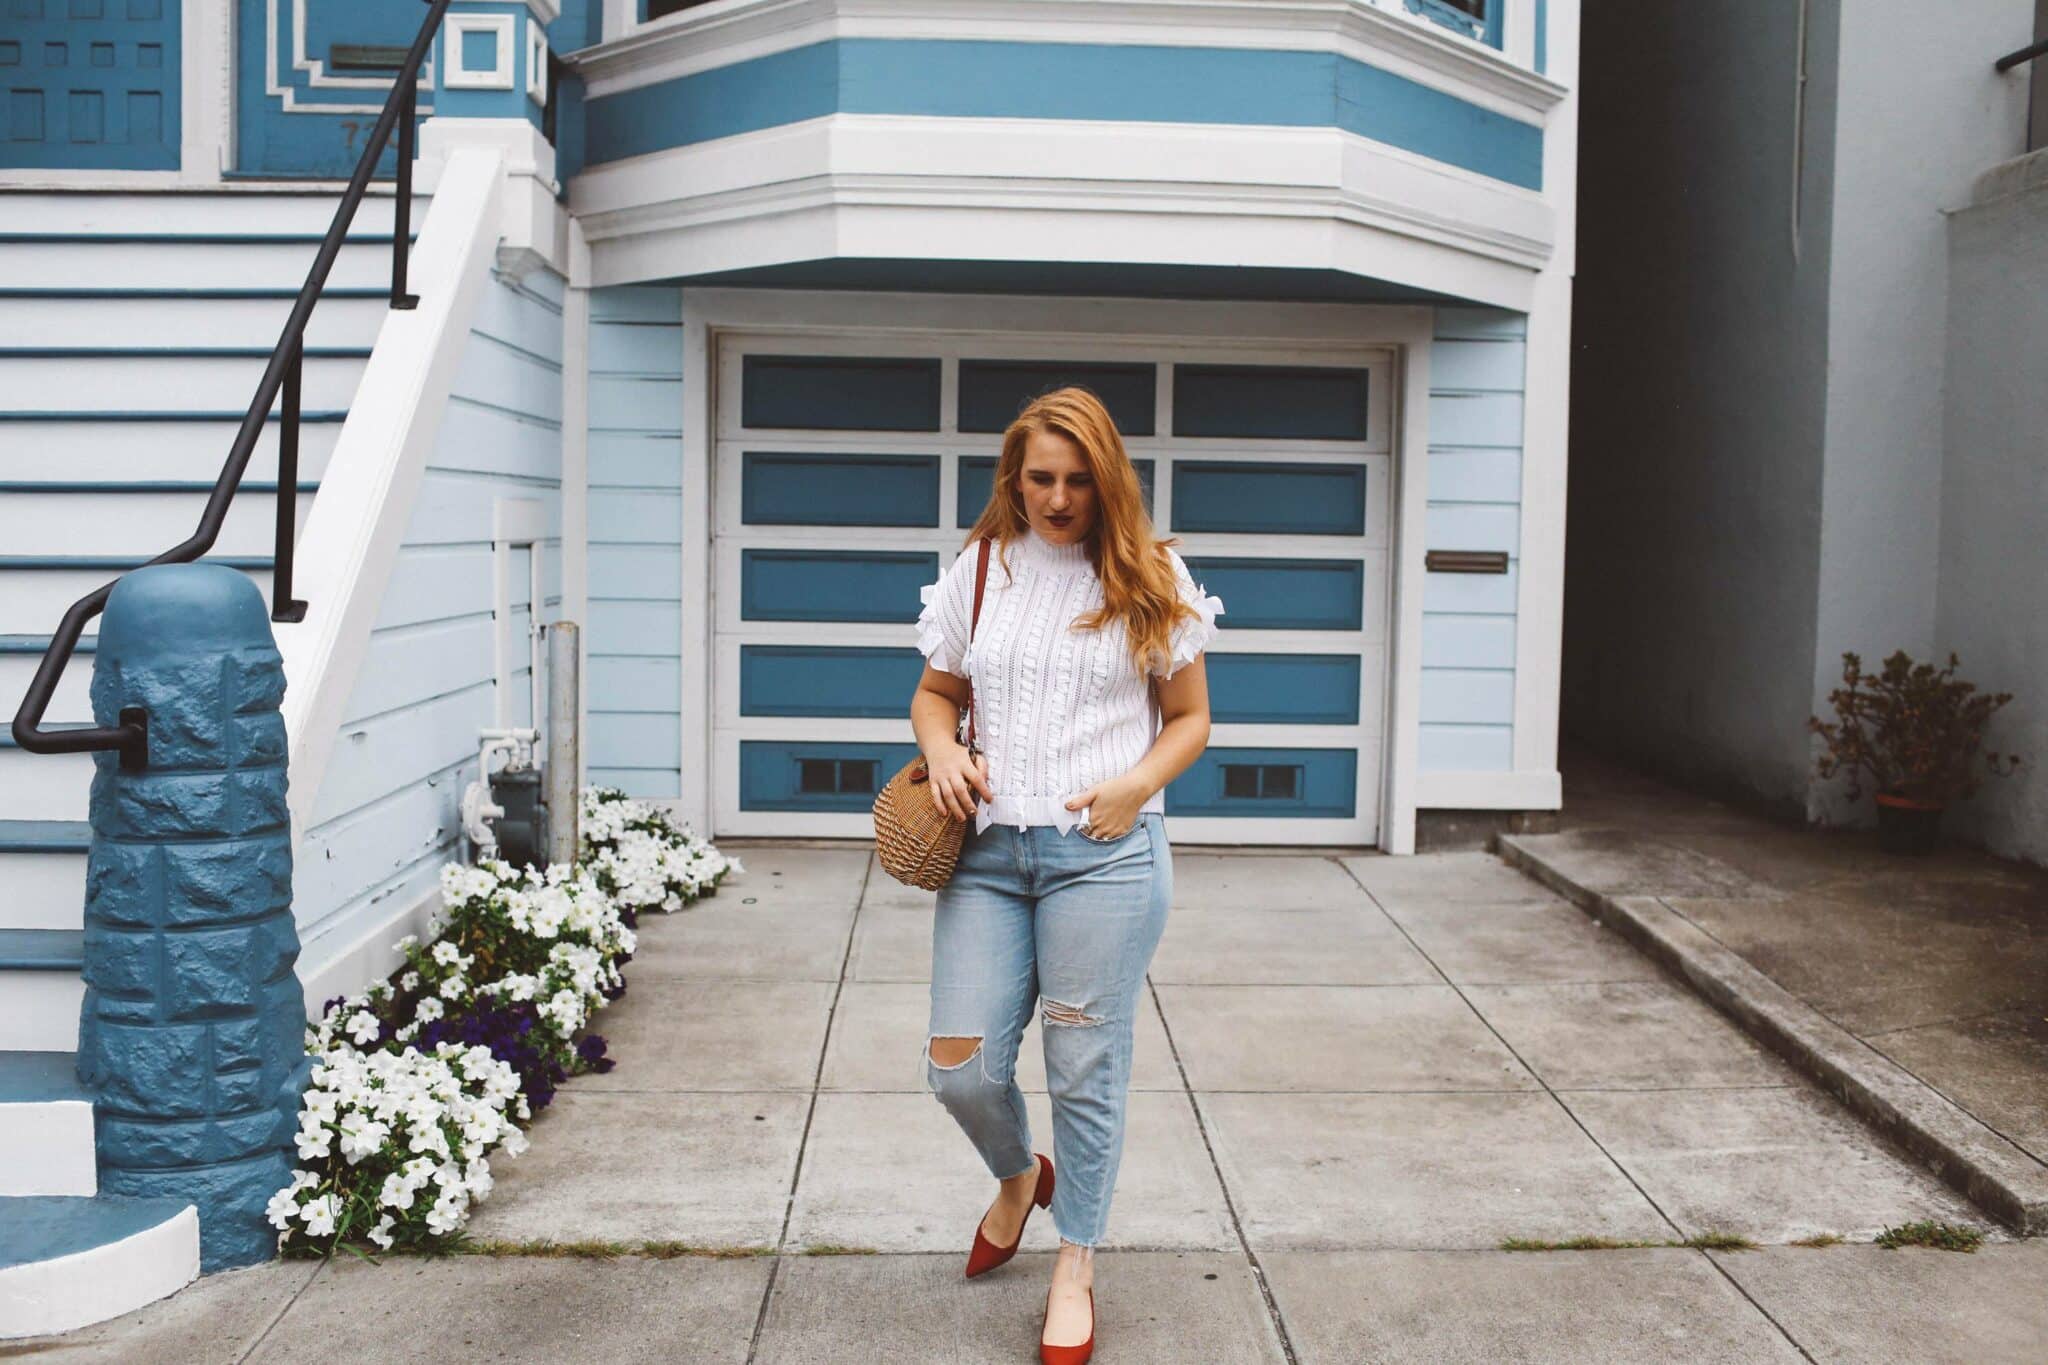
[
  {"left": 1808, "top": 0, "right": 2036, "bottom": 822},
  {"left": 1564, "top": 0, "right": 1840, "bottom": 813},
  {"left": 1937, "top": 155, "right": 2048, "bottom": 864}
]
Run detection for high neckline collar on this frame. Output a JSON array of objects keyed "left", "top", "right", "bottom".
[{"left": 1010, "top": 525, "right": 1095, "bottom": 574}]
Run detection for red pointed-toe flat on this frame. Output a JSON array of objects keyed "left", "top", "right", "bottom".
[
  {"left": 963, "top": 1153, "right": 1054, "bottom": 1279},
  {"left": 1039, "top": 1285, "right": 1094, "bottom": 1365}
]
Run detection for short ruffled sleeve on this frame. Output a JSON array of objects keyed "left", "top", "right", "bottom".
[
  {"left": 1154, "top": 549, "right": 1225, "bottom": 679},
  {"left": 914, "top": 547, "right": 976, "bottom": 678}
]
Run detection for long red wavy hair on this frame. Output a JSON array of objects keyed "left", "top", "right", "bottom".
[{"left": 962, "top": 386, "right": 1197, "bottom": 676}]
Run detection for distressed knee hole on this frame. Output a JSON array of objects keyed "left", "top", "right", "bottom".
[
  {"left": 1041, "top": 998, "right": 1103, "bottom": 1028},
  {"left": 928, "top": 1035, "right": 983, "bottom": 1068}
]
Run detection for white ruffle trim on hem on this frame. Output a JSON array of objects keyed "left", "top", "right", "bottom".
[{"left": 974, "top": 791, "right": 1168, "bottom": 836}]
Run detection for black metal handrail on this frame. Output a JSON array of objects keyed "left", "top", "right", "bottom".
[
  {"left": 10, "top": 0, "right": 452, "bottom": 771},
  {"left": 1995, "top": 35, "right": 2048, "bottom": 72}
]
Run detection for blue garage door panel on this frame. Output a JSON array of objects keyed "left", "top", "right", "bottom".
[
  {"left": 1167, "top": 747, "right": 1358, "bottom": 819},
  {"left": 1173, "top": 365, "right": 1369, "bottom": 440},
  {"left": 741, "top": 644, "right": 926, "bottom": 717},
  {"left": 959, "top": 456, "right": 1154, "bottom": 525},
  {"left": 740, "top": 740, "right": 920, "bottom": 811},
  {"left": 958, "top": 360, "right": 1157, "bottom": 436},
  {"left": 740, "top": 548, "right": 938, "bottom": 622},
  {"left": 1182, "top": 557, "right": 1363, "bottom": 631},
  {"left": 1174, "top": 461, "right": 1367, "bottom": 536},
  {"left": 742, "top": 452, "right": 941, "bottom": 527},
  {"left": 741, "top": 355, "right": 941, "bottom": 431},
  {"left": 1207, "top": 654, "right": 1361, "bottom": 725},
  {"left": 1, "top": 0, "right": 180, "bottom": 170}
]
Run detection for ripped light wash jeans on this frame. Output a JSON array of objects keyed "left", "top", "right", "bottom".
[{"left": 924, "top": 811, "right": 1172, "bottom": 1248}]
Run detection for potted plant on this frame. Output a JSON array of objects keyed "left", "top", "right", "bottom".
[{"left": 1808, "top": 650, "right": 2021, "bottom": 854}]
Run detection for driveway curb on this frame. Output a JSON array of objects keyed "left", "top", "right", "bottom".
[{"left": 1497, "top": 833, "right": 2048, "bottom": 1236}]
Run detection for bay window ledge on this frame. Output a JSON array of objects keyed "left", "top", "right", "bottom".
[{"left": 576, "top": 0, "right": 1568, "bottom": 119}]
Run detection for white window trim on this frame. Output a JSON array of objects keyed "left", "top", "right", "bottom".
[
  {"left": 676, "top": 286, "right": 1433, "bottom": 852},
  {"left": 446, "top": 14, "right": 519, "bottom": 91}
]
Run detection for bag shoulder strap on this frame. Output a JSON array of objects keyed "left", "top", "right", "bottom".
[{"left": 965, "top": 537, "right": 991, "bottom": 751}]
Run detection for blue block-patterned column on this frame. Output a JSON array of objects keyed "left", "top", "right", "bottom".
[{"left": 77, "top": 564, "right": 308, "bottom": 1272}]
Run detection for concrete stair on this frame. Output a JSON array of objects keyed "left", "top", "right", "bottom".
[
  {"left": 0, "top": 188, "right": 407, "bottom": 1337},
  {"left": 0, "top": 1052, "right": 201, "bottom": 1339}
]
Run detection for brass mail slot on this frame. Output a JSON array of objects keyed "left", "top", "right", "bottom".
[
  {"left": 1425, "top": 550, "right": 1509, "bottom": 574},
  {"left": 330, "top": 44, "right": 410, "bottom": 72}
]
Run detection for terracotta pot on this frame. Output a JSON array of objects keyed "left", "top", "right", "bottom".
[{"left": 1874, "top": 792, "right": 1944, "bottom": 855}]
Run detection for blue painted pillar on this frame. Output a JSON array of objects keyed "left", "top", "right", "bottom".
[{"left": 77, "top": 565, "right": 307, "bottom": 1272}]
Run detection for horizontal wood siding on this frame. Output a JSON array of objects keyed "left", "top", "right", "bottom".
[
  {"left": 296, "top": 268, "right": 565, "bottom": 949},
  {"left": 586, "top": 285, "right": 682, "bottom": 797},
  {"left": 1422, "top": 306, "right": 1525, "bottom": 775}
]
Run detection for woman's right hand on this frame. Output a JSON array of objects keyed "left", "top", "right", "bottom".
[{"left": 926, "top": 743, "right": 993, "bottom": 822}]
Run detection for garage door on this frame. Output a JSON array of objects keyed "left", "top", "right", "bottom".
[{"left": 710, "top": 331, "right": 1393, "bottom": 845}]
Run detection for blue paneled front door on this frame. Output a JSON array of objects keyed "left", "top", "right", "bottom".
[
  {"left": 0, "top": 0, "right": 180, "bottom": 170},
  {"left": 233, "top": 0, "right": 434, "bottom": 177}
]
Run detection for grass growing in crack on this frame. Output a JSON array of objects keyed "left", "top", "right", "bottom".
[
  {"left": 1500, "top": 1231, "right": 1759, "bottom": 1252},
  {"left": 1874, "top": 1221, "right": 1983, "bottom": 1252},
  {"left": 461, "top": 1238, "right": 774, "bottom": 1260},
  {"left": 1502, "top": 1235, "right": 1661, "bottom": 1251},
  {"left": 799, "top": 1244, "right": 880, "bottom": 1256},
  {"left": 1791, "top": 1233, "right": 1844, "bottom": 1248}
]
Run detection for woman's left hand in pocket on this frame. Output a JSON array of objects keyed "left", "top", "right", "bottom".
[{"left": 1066, "top": 774, "right": 1147, "bottom": 840}]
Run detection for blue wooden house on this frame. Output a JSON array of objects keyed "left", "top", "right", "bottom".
[{"left": 0, "top": 0, "right": 1579, "bottom": 1329}]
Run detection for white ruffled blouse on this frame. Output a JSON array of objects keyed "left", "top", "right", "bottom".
[{"left": 915, "top": 527, "right": 1225, "bottom": 834}]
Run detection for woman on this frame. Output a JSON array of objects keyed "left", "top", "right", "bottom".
[{"left": 909, "top": 386, "right": 1223, "bottom": 1363}]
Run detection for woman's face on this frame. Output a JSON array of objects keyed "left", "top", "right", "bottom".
[{"left": 1018, "top": 427, "right": 1098, "bottom": 545}]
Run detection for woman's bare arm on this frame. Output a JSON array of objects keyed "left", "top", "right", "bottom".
[{"left": 911, "top": 663, "right": 992, "bottom": 820}]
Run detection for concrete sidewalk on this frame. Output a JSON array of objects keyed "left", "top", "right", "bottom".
[
  {"left": 1501, "top": 749, "right": 2048, "bottom": 1233},
  {"left": 27, "top": 843, "right": 2048, "bottom": 1362}
]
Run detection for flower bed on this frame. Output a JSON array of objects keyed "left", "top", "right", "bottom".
[{"left": 268, "top": 787, "right": 741, "bottom": 1257}]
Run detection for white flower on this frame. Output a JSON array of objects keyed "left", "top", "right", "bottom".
[
  {"left": 266, "top": 1184, "right": 303, "bottom": 1230},
  {"left": 295, "top": 1124, "right": 332, "bottom": 1162},
  {"left": 438, "top": 974, "right": 468, "bottom": 1001},
  {"left": 399, "top": 970, "right": 420, "bottom": 993},
  {"left": 346, "top": 1011, "right": 380, "bottom": 1046},
  {"left": 379, "top": 1171, "right": 417, "bottom": 1210},
  {"left": 299, "top": 1194, "right": 337, "bottom": 1239},
  {"left": 414, "top": 996, "right": 445, "bottom": 1023},
  {"left": 368, "top": 1215, "right": 396, "bottom": 1250}
]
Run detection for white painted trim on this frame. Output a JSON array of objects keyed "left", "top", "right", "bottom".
[
  {"left": 296, "top": 884, "right": 443, "bottom": 1020},
  {"left": 678, "top": 301, "right": 716, "bottom": 835},
  {"left": 420, "top": 119, "right": 570, "bottom": 276},
  {"left": 572, "top": 114, "right": 1552, "bottom": 307},
  {"left": 1416, "top": 768, "right": 1561, "bottom": 809},
  {"left": 1384, "top": 320, "right": 1433, "bottom": 854},
  {"left": 578, "top": 0, "right": 1567, "bottom": 118},
  {"left": 187, "top": 0, "right": 233, "bottom": 181},
  {"left": 1509, "top": 0, "right": 1577, "bottom": 783},
  {"left": 562, "top": 261, "right": 593, "bottom": 786},
  {"left": 492, "top": 496, "right": 548, "bottom": 728},
  {"left": 0, "top": 1100, "right": 95, "bottom": 1197},
  {"left": 0, "top": 1205, "right": 198, "bottom": 1341},
  {"left": 446, "top": 14, "right": 520, "bottom": 90},
  {"left": 686, "top": 287, "right": 1431, "bottom": 851},
  {"left": 277, "top": 147, "right": 508, "bottom": 838},
  {"left": 452, "top": 0, "right": 563, "bottom": 23},
  {"left": 602, "top": 0, "right": 638, "bottom": 45},
  {"left": 527, "top": 19, "right": 553, "bottom": 105}
]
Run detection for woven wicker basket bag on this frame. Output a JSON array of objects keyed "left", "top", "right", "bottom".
[{"left": 873, "top": 538, "right": 992, "bottom": 890}]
